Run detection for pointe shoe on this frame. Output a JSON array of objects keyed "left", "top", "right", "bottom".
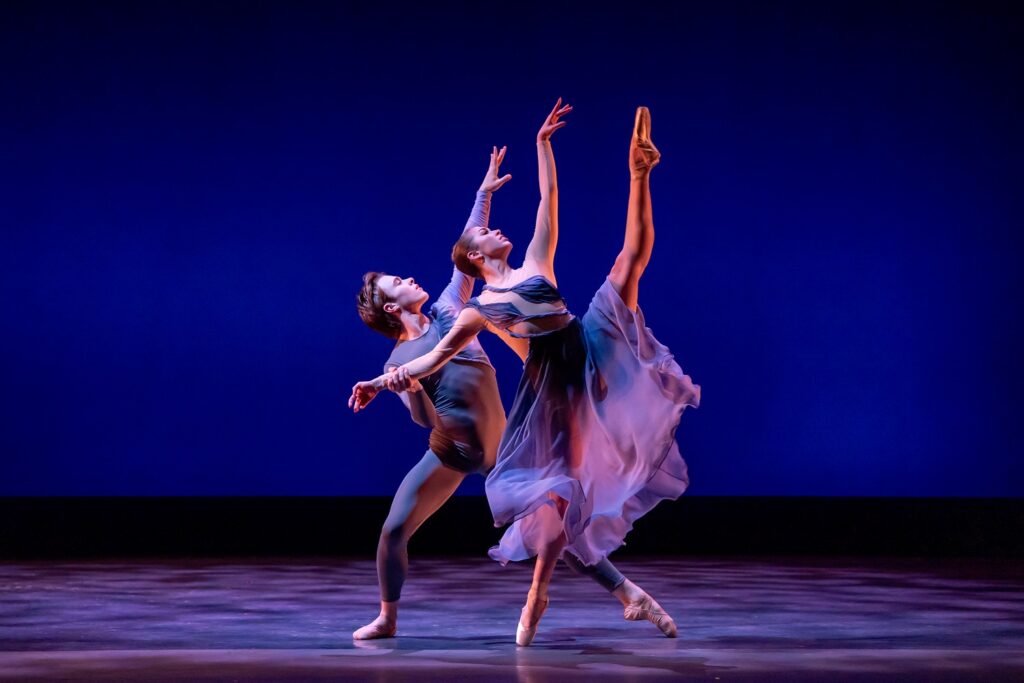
[
  {"left": 352, "top": 615, "right": 397, "bottom": 640},
  {"left": 624, "top": 591, "right": 677, "bottom": 638},
  {"left": 630, "top": 106, "right": 661, "bottom": 176},
  {"left": 515, "top": 590, "right": 549, "bottom": 646}
]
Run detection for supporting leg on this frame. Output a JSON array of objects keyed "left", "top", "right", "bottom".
[
  {"left": 516, "top": 497, "right": 569, "bottom": 646},
  {"left": 353, "top": 450, "right": 464, "bottom": 640}
]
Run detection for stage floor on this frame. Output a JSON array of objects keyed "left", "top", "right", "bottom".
[{"left": 1, "top": 556, "right": 1022, "bottom": 681}]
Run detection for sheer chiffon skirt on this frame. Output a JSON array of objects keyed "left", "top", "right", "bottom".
[{"left": 485, "top": 278, "right": 701, "bottom": 566}]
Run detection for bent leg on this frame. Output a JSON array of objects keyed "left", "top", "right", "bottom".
[
  {"left": 561, "top": 552, "right": 677, "bottom": 637},
  {"left": 562, "top": 552, "right": 626, "bottom": 592},
  {"left": 378, "top": 449, "right": 465, "bottom": 602},
  {"left": 354, "top": 450, "right": 464, "bottom": 640}
]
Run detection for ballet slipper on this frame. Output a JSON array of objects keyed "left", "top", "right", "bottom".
[
  {"left": 623, "top": 590, "right": 677, "bottom": 638},
  {"left": 630, "top": 106, "right": 661, "bottom": 176},
  {"left": 515, "top": 589, "right": 550, "bottom": 646},
  {"left": 352, "top": 615, "right": 397, "bottom": 640}
]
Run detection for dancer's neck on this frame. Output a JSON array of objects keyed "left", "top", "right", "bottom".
[
  {"left": 481, "top": 258, "right": 514, "bottom": 286},
  {"left": 397, "top": 310, "right": 431, "bottom": 341}
]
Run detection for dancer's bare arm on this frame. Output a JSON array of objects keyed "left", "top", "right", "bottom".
[
  {"left": 524, "top": 98, "right": 572, "bottom": 277},
  {"left": 349, "top": 307, "right": 488, "bottom": 412}
]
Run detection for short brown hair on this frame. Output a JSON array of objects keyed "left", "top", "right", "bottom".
[
  {"left": 451, "top": 230, "right": 481, "bottom": 278},
  {"left": 356, "top": 271, "right": 402, "bottom": 339}
]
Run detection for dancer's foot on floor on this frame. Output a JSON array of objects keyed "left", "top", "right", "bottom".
[
  {"left": 516, "top": 588, "right": 549, "bottom": 646},
  {"left": 619, "top": 579, "right": 677, "bottom": 637},
  {"left": 353, "top": 615, "right": 396, "bottom": 640},
  {"left": 630, "top": 106, "right": 661, "bottom": 177}
]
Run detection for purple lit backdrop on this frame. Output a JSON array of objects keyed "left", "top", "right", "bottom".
[{"left": 1, "top": 1, "right": 1021, "bottom": 495}]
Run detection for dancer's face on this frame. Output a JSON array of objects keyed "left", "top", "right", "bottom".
[
  {"left": 376, "top": 273, "right": 429, "bottom": 315},
  {"left": 468, "top": 225, "right": 513, "bottom": 262}
]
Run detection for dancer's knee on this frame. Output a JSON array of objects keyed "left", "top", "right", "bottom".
[
  {"left": 610, "top": 250, "right": 647, "bottom": 286},
  {"left": 379, "top": 523, "right": 409, "bottom": 551}
]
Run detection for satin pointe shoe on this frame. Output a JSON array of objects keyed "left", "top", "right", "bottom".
[
  {"left": 515, "top": 589, "right": 550, "bottom": 646},
  {"left": 630, "top": 105, "right": 661, "bottom": 175},
  {"left": 624, "top": 590, "right": 678, "bottom": 638}
]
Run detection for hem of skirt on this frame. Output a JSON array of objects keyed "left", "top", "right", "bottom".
[{"left": 488, "top": 443, "right": 687, "bottom": 566}]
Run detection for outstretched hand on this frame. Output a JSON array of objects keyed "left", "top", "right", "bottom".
[
  {"left": 537, "top": 98, "right": 572, "bottom": 142},
  {"left": 348, "top": 379, "right": 380, "bottom": 413},
  {"left": 479, "top": 145, "right": 512, "bottom": 193}
]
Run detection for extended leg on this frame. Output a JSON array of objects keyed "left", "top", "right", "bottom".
[
  {"left": 353, "top": 450, "right": 464, "bottom": 639},
  {"left": 608, "top": 106, "right": 661, "bottom": 312}
]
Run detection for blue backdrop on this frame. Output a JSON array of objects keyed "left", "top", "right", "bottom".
[{"left": 2, "top": 1, "right": 1021, "bottom": 496}]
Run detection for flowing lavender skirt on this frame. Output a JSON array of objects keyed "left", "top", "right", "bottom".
[{"left": 485, "top": 278, "right": 701, "bottom": 566}]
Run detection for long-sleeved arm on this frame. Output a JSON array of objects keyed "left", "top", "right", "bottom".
[
  {"left": 436, "top": 190, "right": 492, "bottom": 314},
  {"left": 524, "top": 140, "right": 558, "bottom": 273},
  {"left": 465, "top": 189, "right": 492, "bottom": 232}
]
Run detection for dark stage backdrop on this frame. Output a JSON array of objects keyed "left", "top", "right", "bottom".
[{"left": 1, "top": 1, "right": 1021, "bottom": 497}]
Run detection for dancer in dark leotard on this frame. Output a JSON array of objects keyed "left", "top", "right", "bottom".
[{"left": 349, "top": 146, "right": 661, "bottom": 640}]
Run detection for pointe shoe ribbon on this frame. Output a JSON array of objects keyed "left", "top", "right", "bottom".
[{"left": 624, "top": 594, "right": 678, "bottom": 638}]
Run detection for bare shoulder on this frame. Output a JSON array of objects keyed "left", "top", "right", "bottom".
[
  {"left": 515, "top": 260, "right": 558, "bottom": 287},
  {"left": 454, "top": 305, "right": 487, "bottom": 327}
]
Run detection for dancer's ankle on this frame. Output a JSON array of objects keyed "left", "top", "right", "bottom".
[
  {"left": 612, "top": 579, "right": 644, "bottom": 606},
  {"left": 380, "top": 600, "right": 399, "bottom": 623}
]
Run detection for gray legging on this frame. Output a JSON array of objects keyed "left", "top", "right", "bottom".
[{"left": 378, "top": 450, "right": 625, "bottom": 602}]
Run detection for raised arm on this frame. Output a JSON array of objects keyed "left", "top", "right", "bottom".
[
  {"left": 524, "top": 99, "right": 572, "bottom": 275},
  {"left": 436, "top": 146, "right": 512, "bottom": 313},
  {"left": 349, "top": 307, "right": 488, "bottom": 412}
]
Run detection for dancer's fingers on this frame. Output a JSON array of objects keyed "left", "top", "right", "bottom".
[{"left": 547, "top": 97, "right": 562, "bottom": 119}]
